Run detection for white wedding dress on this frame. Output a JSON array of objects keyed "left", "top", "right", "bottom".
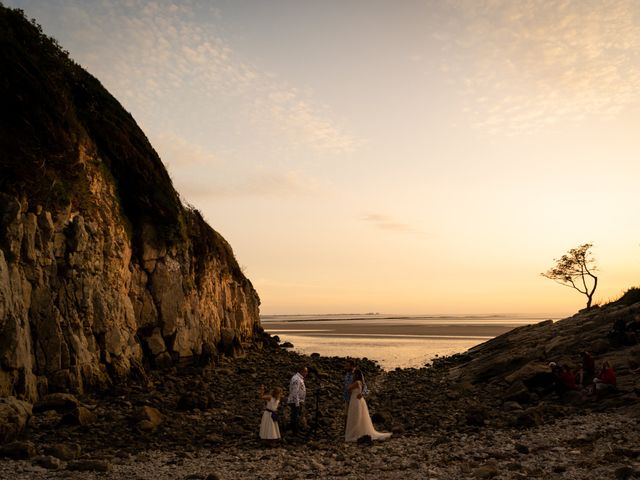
[
  {"left": 345, "top": 381, "right": 391, "bottom": 442},
  {"left": 259, "top": 397, "right": 281, "bottom": 440}
]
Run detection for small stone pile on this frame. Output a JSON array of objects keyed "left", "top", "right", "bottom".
[{"left": 2, "top": 302, "right": 640, "bottom": 479}]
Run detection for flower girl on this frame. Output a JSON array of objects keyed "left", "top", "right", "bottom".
[{"left": 259, "top": 385, "right": 283, "bottom": 442}]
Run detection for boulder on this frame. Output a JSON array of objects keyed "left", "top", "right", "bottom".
[
  {"left": 219, "top": 328, "right": 244, "bottom": 357},
  {"left": 33, "top": 393, "right": 79, "bottom": 413},
  {"left": 514, "top": 406, "right": 545, "bottom": 428},
  {"left": 32, "top": 455, "right": 63, "bottom": 470},
  {"left": 0, "top": 396, "right": 32, "bottom": 443},
  {"left": 0, "top": 440, "right": 36, "bottom": 459},
  {"left": 60, "top": 406, "right": 96, "bottom": 426},
  {"left": 505, "top": 363, "right": 549, "bottom": 385},
  {"left": 473, "top": 464, "right": 498, "bottom": 479},
  {"left": 503, "top": 381, "right": 531, "bottom": 404},
  {"left": 135, "top": 405, "right": 163, "bottom": 432},
  {"left": 177, "top": 392, "right": 209, "bottom": 411},
  {"left": 44, "top": 443, "right": 81, "bottom": 461},
  {"left": 67, "top": 459, "right": 111, "bottom": 472}
]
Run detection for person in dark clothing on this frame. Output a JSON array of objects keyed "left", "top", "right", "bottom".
[{"left": 579, "top": 351, "right": 596, "bottom": 386}]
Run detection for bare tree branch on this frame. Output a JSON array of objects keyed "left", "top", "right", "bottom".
[{"left": 541, "top": 243, "right": 598, "bottom": 310}]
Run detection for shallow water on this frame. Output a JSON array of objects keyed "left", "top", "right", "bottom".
[{"left": 262, "top": 313, "right": 554, "bottom": 370}]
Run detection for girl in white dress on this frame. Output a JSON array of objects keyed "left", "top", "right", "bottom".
[
  {"left": 259, "top": 385, "right": 283, "bottom": 442},
  {"left": 345, "top": 370, "right": 391, "bottom": 442}
]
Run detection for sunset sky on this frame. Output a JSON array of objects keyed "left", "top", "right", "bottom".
[{"left": 8, "top": 0, "right": 640, "bottom": 316}]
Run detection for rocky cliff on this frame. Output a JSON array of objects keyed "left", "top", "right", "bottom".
[{"left": 0, "top": 6, "right": 260, "bottom": 402}]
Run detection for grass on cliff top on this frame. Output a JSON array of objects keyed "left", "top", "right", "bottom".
[
  {"left": 608, "top": 287, "right": 640, "bottom": 308},
  {"left": 0, "top": 5, "right": 251, "bottom": 286},
  {"left": 0, "top": 4, "right": 183, "bottom": 245}
]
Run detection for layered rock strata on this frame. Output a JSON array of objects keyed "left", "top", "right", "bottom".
[
  {"left": 0, "top": 6, "right": 260, "bottom": 402},
  {"left": 0, "top": 190, "right": 259, "bottom": 402}
]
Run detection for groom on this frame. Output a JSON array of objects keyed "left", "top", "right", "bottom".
[
  {"left": 287, "top": 366, "right": 308, "bottom": 435},
  {"left": 344, "top": 360, "right": 368, "bottom": 417}
]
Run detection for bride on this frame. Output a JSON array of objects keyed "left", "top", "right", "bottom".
[{"left": 345, "top": 369, "right": 392, "bottom": 442}]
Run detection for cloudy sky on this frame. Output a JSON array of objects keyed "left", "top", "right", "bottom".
[{"left": 8, "top": 0, "right": 640, "bottom": 316}]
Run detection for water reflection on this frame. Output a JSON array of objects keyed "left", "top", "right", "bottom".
[{"left": 274, "top": 334, "right": 486, "bottom": 370}]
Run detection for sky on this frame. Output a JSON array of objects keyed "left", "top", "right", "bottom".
[{"left": 7, "top": 0, "right": 640, "bottom": 316}]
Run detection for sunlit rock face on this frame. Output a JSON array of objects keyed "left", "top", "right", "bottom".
[{"left": 0, "top": 6, "right": 260, "bottom": 402}]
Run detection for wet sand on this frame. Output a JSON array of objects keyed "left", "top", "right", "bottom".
[
  {"left": 262, "top": 319, "right": 525, "bottom": 339},
  {"left": 261, "top": 316, "right": 542, "bottom": 368}
]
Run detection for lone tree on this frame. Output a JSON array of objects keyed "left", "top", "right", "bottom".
[{"left": 542, "top": 243, "right": 598, "bottom": 310}]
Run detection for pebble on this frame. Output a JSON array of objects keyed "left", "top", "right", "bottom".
[{"left": 1, "top": 337, "right": 639, "bottom": 479}]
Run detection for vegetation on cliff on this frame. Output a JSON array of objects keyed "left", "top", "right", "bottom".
[
  {"left": 0, "top": 4, "right": 239, "bottom": 271},
  {"left": 0, "top": 4, "right": 259, "bottom": 401}
]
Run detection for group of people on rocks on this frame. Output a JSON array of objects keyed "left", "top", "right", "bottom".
[
  {"left": 548, "top": 351, "right": 617, "bottom": 397},
  {"left": 257, "top": 360, "right": 391, "bottom": 444}
]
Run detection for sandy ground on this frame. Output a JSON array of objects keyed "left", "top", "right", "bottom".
[{"left": 263, "top": 320, "right": 518, "bottom": 339}]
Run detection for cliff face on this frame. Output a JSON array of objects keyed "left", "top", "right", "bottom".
[{"left": 0, "top": 6, "right": 260, "bottom": 401}]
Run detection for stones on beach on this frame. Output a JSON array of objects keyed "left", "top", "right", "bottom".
[
  {"left": 67, "top": 459, "right": 111, "bottom": 472},
  {"left": 59, "top": 406, "right": 96, "bottom": 426},
  {"left": 0, "top": 397, "right": 32, "bottom": 443},
  {"left": 0, "top": 441, "right": 36, "bottom": 459},
  {"left": 473, "top": 463, "right": 498, "bottom": 479},
  {"left": 281, "top": 342, "right": 294, "bottom": 349},
  {"left": 43, "top": 443, "right": 81, "bottom": 461},
  {"left": 0, "top": 311, "right": 638, "bottom": 480},
  {"left": 177, "top": 392, "right": 210, "bottom": 411},
  {"left": 32, "top": 454, "right": 63, "bottom": 470},
  {"left": 615, "top": 466, "right": 640, "bottom": 480},
  {"left": 503, "top": 381, "right": 531, "bottom": 404},
  {"left": 33, "top": 393, "right": 79, "bottom": 414},
  {"left": 135, "top": 405, "right": 163, "bottom": 432}
]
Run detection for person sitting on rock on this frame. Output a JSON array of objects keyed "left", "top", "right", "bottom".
[
  {"left": 558, "top": 365, "right": 579, "bottom": 392},
  {"left": 592, "top": 361, "right": 617, "bottom": 397},
  {"left": 548, "top": 361, "right": 565, "bottom": 396},
  {"left": 578, "top": 351, "right": 595, "bottom": 387},
  {"left": 535, "top": 361, "right": 559, "bottom": 396},
  {"left": 259, "top": 385, "right": 283, "bottom": 443}
]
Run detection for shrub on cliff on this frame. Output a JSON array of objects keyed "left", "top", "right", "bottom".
[{"left": 0, "top": 4, "right": 185, "bottom": 249}]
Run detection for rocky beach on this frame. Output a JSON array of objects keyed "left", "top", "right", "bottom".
[{"left": 2, "top": 297, "right": 640, "bottom": 479}]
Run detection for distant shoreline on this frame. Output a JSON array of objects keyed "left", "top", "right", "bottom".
[
  {"left": 260, "top": 314, "right": 559, "bottom": 369},
  {"left": 261, "top": 313, "right": 559, "bottom": 323},
  {"left": 263, "top": 322, "right": 519, "bottom": 338}
]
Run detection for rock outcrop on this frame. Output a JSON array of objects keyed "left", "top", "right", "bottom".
[
  {"left": 0, "top": 397, "right": 32, "bottom": 443},
  {"left": 448, "top": 301, "right": 640, "bottom": 389},
  {"left": 0, "top": 6, "right": 260, "bottom": 402}
]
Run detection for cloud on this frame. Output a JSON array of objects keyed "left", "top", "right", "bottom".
[
  {"left": 150, "top": 131, "right": 220, "bottom": 167},
  {"left": 440, "top": 0, "right": 640, "bottom": 135},
  {"left": 361, "top": 213, "right": 420, "bottom": 234},
  {"left": 259, "top": 93, "right": 362, "bottom": 153},
  {"left": 176, "top": 170, "right": 320, "bottom": 201},
  {"left": 22, "top": 0, "right": 361, "bottom": 155}
]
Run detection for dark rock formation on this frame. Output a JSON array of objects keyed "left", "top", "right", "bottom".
[
  {"left": 0, "top": 397, "right": 32, "bottom": 443},
  {"left": 0, "top": 5, "right": 260, "bottom": 402},
  {"left": 448, "top": 302, "right": 640, "bottom": 392},
  {"left": 376, "top": 300, "right": 640, "bottom": 438}
]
